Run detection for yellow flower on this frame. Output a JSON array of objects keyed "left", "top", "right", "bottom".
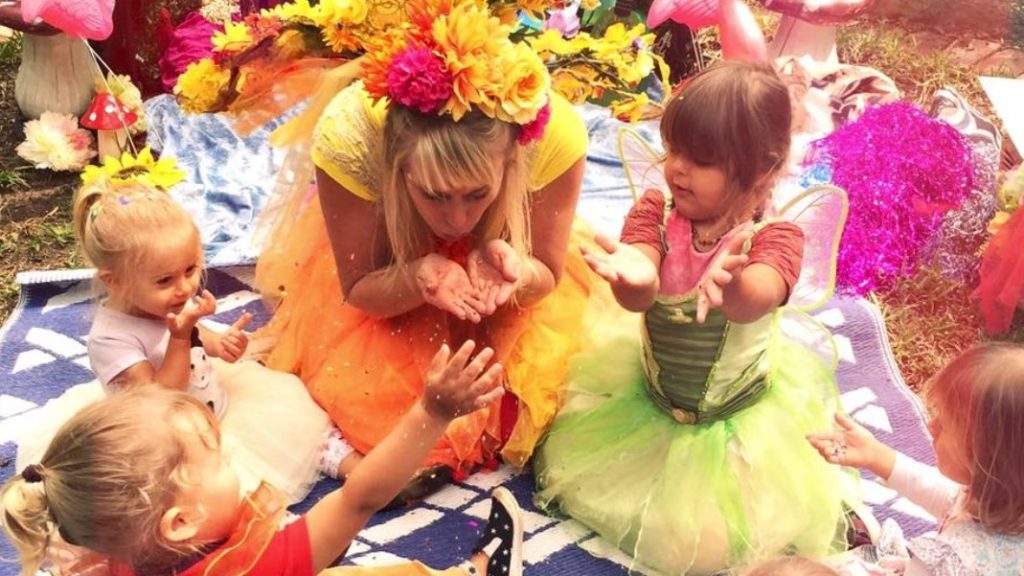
[
  {"left": 516, "top": 0, "right": 550, "bottom": 17},
  {"left": 581, "top": 0, "right": 600, "bottom": 9},
  {"left": 212, "top": 21, "right": 255, "bottom": 53},
  {"left": 432, "top": 2, "right": 508, "bottom": 120},
  {"left": 988, "top": 211, "right": 1011, "bottom": 235},
  {"left": 81, "top": 147, "right": 186, "bottom": 191},
  {"left": 495, "top": 42, "right": 550, "bottom": 124},
  {"left": 610, "top": 93, "right": 650, "bottom": 123},
  {"left": 315, "top": 0, "right": 369, "bottom": 52},
  {"left": 550, "top": 67, "right": 595, "bottom": 105},
  {"left": 268, "top": 0, "right": 317, "bottom": 24},
  {"left": 316, "top": 0, "right": 368, "bottom": 27},
  {"left": 174, "top": 58, "right": 231, "bottom": 114},
  {"left": 528, "top": 29, "right": 573, "bottom": 57}
]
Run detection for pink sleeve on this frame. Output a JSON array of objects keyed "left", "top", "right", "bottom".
[
  {"left": 249, "top": 517, "right": 315, "bottom": 575},
  {"left": 620, "top": 189, "right": 667, "bottom": 256},
  {"left": 747, "top": 222, "right": 804, "bottom": 303},
  {"left": 883, "top": 453, "right": 961, "bottom": 521}
]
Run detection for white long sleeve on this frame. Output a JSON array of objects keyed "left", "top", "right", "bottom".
[{"left": 882, "top": 452, "right": 960, "bottom": 522}]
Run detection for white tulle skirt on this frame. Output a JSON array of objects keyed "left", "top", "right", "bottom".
[{"left": 15, "top": 359, "right": 331, "bottom": 503}]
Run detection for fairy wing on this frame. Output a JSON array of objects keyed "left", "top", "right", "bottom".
[
  {"left": 774, "top": 183, "right": 849, "bottom": 312},
  {"left": 618, "top": 126, "right": 666, "bottom": 204}
]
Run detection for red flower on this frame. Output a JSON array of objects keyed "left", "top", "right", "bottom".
[
  {"left": 516, "top": 100, "right": 550, "bottom": 145},
  {"left": 386, "top": 46, "right": 453, "bottom": 114}
]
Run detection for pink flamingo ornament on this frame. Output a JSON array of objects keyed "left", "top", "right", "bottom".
[
  {"left": 647, "top": 0, "right": 768, "bottom": 62},
  {"left": 20, "top": 0, "right": 115, "bottom": 40}
]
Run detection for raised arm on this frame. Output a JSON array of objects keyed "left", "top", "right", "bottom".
[
  {"left": 303, "top": 341, "right": 504, "bottom": 572},
  {"left": 516, "top": 157, "right": 585, "bottom": 307}
]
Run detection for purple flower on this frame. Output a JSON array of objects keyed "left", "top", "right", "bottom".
[{"left": 544, "top": 7, "right": 580, "bottom": 38}]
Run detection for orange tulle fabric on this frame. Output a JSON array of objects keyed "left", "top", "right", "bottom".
[
  {"left": 974, "top": 209, "right": 1024, "bottom": 335},
  {"left": 255, "top": 195, "right": 595, "bottom": 472}
]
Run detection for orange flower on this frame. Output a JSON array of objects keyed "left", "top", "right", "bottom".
[
  {"left": 406, "top": 0, "right": 459, "bottom": 41},
  {"left": 361, "top": 27, "right": 409, "bottom": 99},
  {"left": 431, "top": 2, "right": 508, "bottom": 120},
  {"left": 495, "top": 43, "right": 550, "bottom": 124},
  {"left": 551, "top": 67, "right": 596, "bottom": 105}
]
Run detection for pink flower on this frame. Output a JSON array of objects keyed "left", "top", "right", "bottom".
[
  {"left": 517, "top": 101, "right": 551, "bottom": 145},
  {"left": 544, "top": 6, "right": 580, "bottom": 38},
  {"left": 387, "top": 46, "right": 454, "bottom": 115}
]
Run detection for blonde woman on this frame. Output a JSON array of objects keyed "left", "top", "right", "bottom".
[{"left": 254, "top": 0, "right": 592, "bottom": 490}]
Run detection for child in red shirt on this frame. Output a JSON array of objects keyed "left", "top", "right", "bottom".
[{"left": 1, "top": 341, "right": 522, "bottom": 576}]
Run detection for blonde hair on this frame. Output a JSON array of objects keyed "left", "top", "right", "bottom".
[
  {"left": 381, "top": 106, "right": 530, "bottom": 266},
  {"left": 744, "top": 556, "right": 840, "bottom": 575},
  {"left": 661, "top": 60, "right": 792, "bottom": 219},
  {"left": 72, "top": 179, "right": 203, "bottom": 300},
  {"left": 0, "top": 387, "right": 218, "bottom": 574},
  {"left": 927, "top": 343, "right": 1024, "bottom": 534}
]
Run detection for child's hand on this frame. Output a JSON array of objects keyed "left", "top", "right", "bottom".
[
  {"left": 165, "top": 290, "right": 216, "bottom": 339},
  {"left": 468, "top": 240, "right": 520, "bottom": 316},
  {"left": 695, "top": 233, "right": 749, "bottom": 323},
  {"left": 417, "top": 254, "right": 488, "bottom": 323},
  {"left": 581, "top": 234, "right": 658, "bottom": 290},
  {"left": 217, "top": 312, "right": 253, "bottom": 363},
  {"left": 807, "top": 412, "right": 895, "bottom": 478},
  {"left": 422, "top": 341, "right": 504, "bottom": 421}
]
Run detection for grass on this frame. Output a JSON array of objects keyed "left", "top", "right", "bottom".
[
  {"left": 837, "top": 24, "right": 993, "bottom": 109},
  {"left": 0, "top": 33, "right": 21, "bottom": 65},
  {"left": 0, "top": 167, "right": 28, "bottom": 191},
  {"left": 0, "top": 198, "right": 81, "bottom": 322}
]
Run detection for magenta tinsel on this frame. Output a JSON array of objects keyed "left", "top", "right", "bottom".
[
  {"left": 807, "top": 102, "right": 975, "bottom": 295},
  {"left": 387, "top": 47, "right": 454, "bottom": 115}
]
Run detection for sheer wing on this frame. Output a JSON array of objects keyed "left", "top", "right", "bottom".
[
  {"left": 775, "top": 183, "right": 849, "bottom": 312},
  {"left": 618, "top": 126, "right": 666, "bottom": 204}
]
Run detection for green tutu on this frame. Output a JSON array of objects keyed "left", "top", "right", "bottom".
[{"left": 534, "top": 312, "right": 860, "bottom": 575}]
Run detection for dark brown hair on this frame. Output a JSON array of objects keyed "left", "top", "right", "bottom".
[{"left": 661, "top": 60, "right": 792, "bottom": 209}]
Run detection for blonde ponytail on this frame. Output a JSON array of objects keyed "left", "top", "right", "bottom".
[
  {"left": 69, "top": 180, "right": 201, "bottom": 301},
  {"left": 1, "top": 472, "right": 57, "bottom": 576}
]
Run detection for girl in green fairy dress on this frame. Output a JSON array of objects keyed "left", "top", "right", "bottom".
[{"left": 534, "top": 60, "right": 860, "bottom": 575}]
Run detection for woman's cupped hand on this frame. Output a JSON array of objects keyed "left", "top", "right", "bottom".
[{"left": 416, "top": 241, "right": 521, "bottom": 322}]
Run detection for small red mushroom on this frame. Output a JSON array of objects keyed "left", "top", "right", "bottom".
[{"left": 80, "top": 92, "right": 137, "bottom": 161}]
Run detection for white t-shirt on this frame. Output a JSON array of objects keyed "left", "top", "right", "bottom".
[{"left": 88, "top": 306, "right": 228, "bottom": 418}]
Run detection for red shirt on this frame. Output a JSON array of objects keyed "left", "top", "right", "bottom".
[
  {"left": 620, "top": 189, "right": 804, "bottom": 300},
  {"left": 176, "top": 518, "right": 313, "bottom": 576}
]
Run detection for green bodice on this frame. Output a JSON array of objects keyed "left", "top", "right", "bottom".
[{"left": 641, "top": 295, "right": 776, "bottom": 424}]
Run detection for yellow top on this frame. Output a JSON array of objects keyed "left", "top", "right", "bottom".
[{"left": 311, "top": 82, "right": 588, "bottom": 201}]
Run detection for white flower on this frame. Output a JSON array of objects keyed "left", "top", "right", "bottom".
[{"left": 16, "top": 112, "right": 97, "bottom": 172}]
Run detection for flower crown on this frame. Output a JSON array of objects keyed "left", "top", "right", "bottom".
[
  {"left": 361, "top": 0, "right": 553, "bottom": 144},
  {"left": 174, "top": 0, "right": 664, "bottom": 129}
]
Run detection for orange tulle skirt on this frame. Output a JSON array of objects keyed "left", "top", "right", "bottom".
[{"left": 255, "top": 194, "right": 596, "bottom": 472}]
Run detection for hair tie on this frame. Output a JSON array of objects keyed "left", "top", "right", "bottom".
[{"left": 21, "top": 464, "right": 44, "bottom": 483}]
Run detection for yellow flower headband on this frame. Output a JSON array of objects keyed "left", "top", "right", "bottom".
[{"left": 361, "top": 0, "right": 552, "bottom": 143}]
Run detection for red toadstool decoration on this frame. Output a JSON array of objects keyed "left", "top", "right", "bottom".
[{"left": 80, "top": 92, "right": 137, "bottom": 161}]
